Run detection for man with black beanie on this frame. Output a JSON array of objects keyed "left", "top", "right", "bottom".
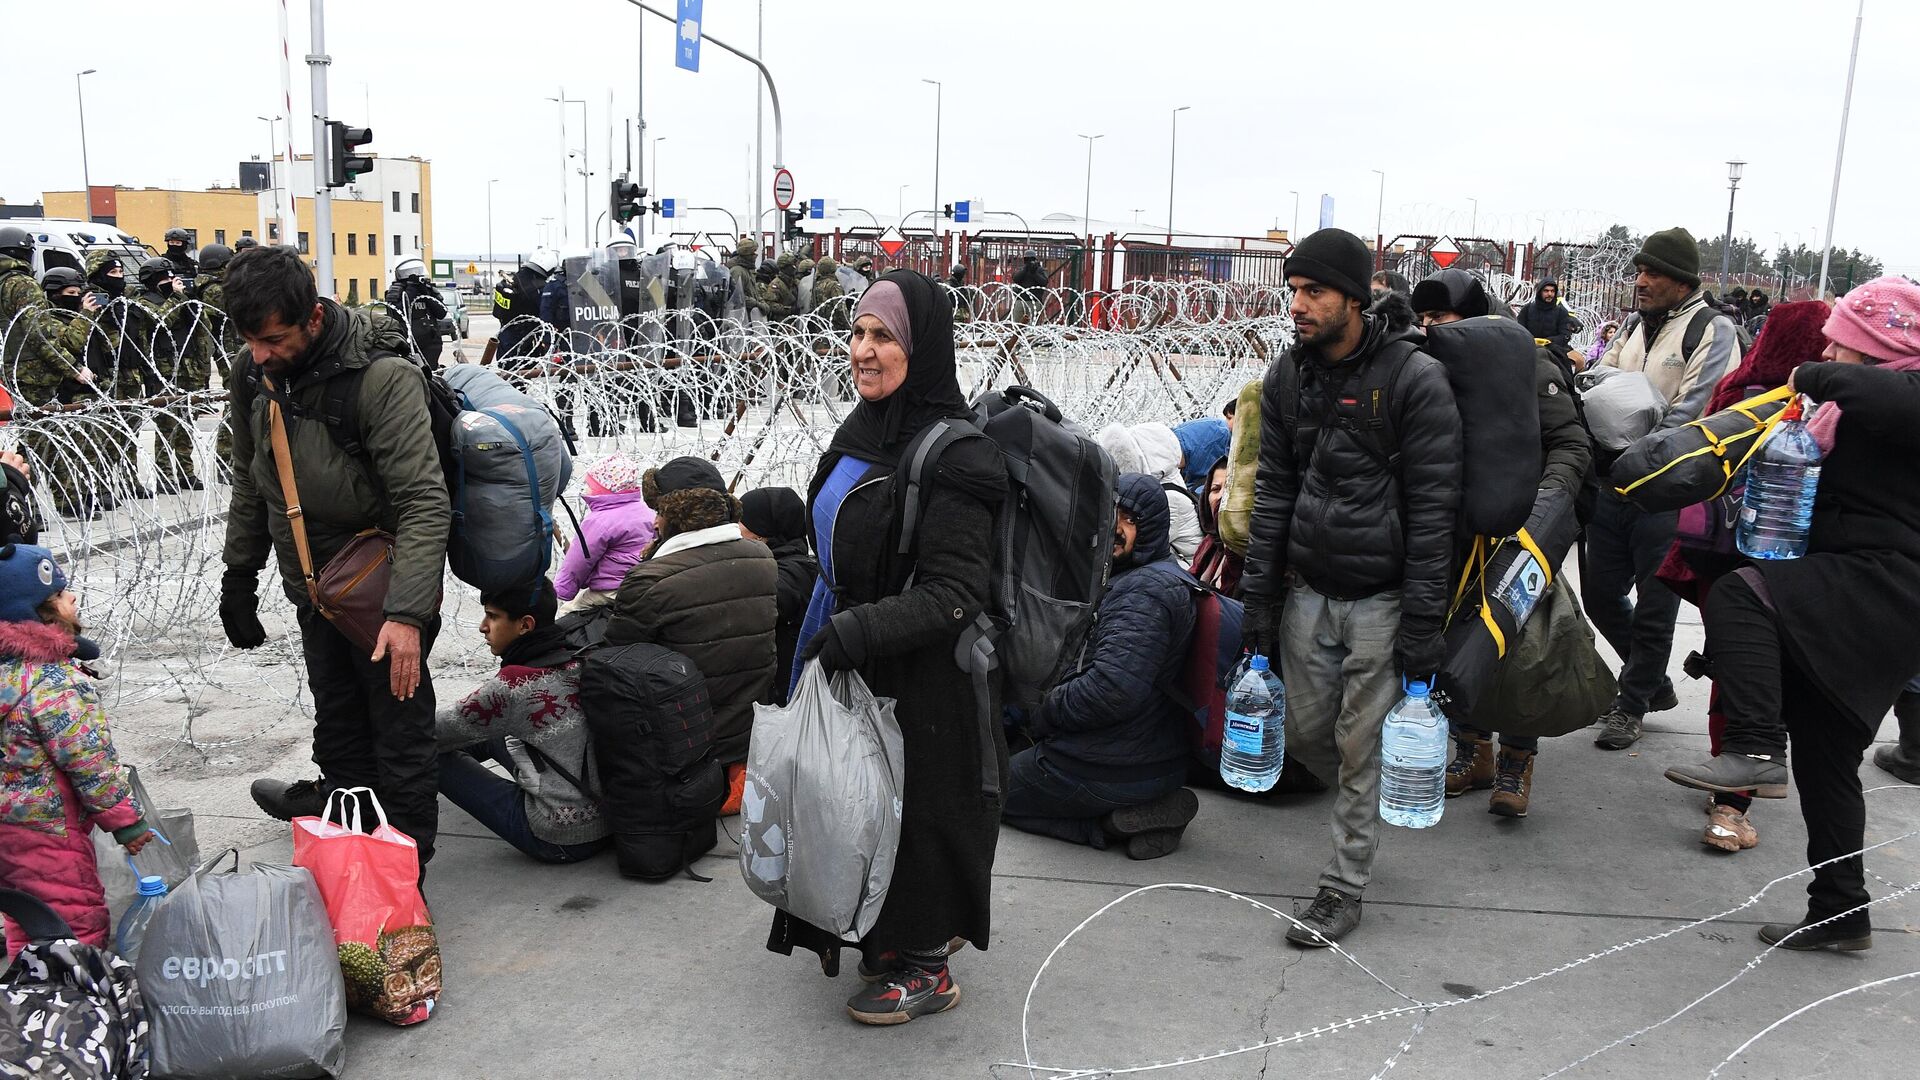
[
  {"left": 1585, "top": 226, "right": 1741, "bottom": 751},
  {"left": 1240, "top": 227, "right": 1463, "bottom": 947}
]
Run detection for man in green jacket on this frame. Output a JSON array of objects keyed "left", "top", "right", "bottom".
[{"left": 216, "top": 246, "right": 452, "bottom": 870}]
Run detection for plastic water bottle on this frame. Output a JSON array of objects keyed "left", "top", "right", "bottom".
[
  {"left": 1379, "top": 680, "right": 1448, "bottom": 829},
  {"left": 1220, "top": 654, "right": 1285, "bottom": 793},
  {"left": 114, "top": 875, "right": 168, "bottom": 965},
  {"left": 1737, "top": 397, "right": 1822, "bottom": 560}
]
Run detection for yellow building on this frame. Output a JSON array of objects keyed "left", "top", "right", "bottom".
[{"left": 44, "top": 153, "right": 433, "bottom": 304}]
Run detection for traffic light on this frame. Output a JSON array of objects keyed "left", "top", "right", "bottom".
[
  {"left": 942, "top": 203, "right": 954, "bottom": 219},
  {"left": 783, "top": 208, "right": 806, "bottom": 241},
  {"left": 610, "top": 178, "right": 646, "bottom": 223},
  {"left": 325, "top": 121, "right": 373, "bottom": 187}
]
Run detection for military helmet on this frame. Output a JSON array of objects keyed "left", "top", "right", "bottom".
[
  {"left": 233, "top": 235, "right": 260, "bottom": 250},
  {"left": 164, "top": 227, "right": 191, "bottom": 245},
  {"left": 199, "top": 243, "right": 235, "bottom": 272},
  {"left": 775, "top": 252, "right": 797, "bottom": 272},
  {"left": 39, "top": 266, "right": 84, "bottom": 297},
  {"left": 393, "top": 256, "right": 427, "bottom": 281},
  {"left": 138, "top": 256, "right": 176, "bottom": 288},
  {"left": 798, "top": 257, "right": 815, "bottom": 274},
  {"left": 735, "top": 237, "right": 759, "bottom": 258},
  {"left": 0, "top": 226, "right": 33, "bottom": 261}
]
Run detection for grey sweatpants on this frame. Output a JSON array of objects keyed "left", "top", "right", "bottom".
[{"left": 1280, "top": 582, "right": 1404, "bottom": 896}]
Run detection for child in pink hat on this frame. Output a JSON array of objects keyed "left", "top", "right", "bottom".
[
  {"left": 555, "top": 455, "right": 657, "bottom": 613},
  {"left": 1807, "top": 275, "right": 1920, "bottom": 452}
]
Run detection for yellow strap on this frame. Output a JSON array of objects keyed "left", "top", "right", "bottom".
[
  {"left": 1481, "top": 597, "right": 1508, "bottom": 659},
  {"left": 1615, "top": 385, "right": 1799, "bottom": 500},
  {"left": 1451, "top": 535, "right": 1486, "bottom": 614},
  {"left": 1516, "top": 528, "right": 1552, "bottom": 590}
]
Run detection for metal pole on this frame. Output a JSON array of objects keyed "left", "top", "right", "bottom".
[
  {"left": 652, "top": 137, "right": 665, "bottom": 197},
  {"left": 487, "top": 178, "right": 497, "bottom": 282},
  {"left": 277, "top": 0, "right": 299, "bottom": 242},
  {"left": 307, "top": 0, "right": 334, "bottom": 295},
  {"left": 555, "top": 86, "right": 567, "bottom": 248},
  {"left": 635, "top": 11, "right": 645, "bottom": 249},
  {"left": 1289, "top": 190, "right": 1298, "bottom": 240},
  {"left": 1372, "top": 168, "right": 1385, "bottom": 252},
  {"left": 1167, "top": 106, "right": 1189, "bottom": 245},
  {"left": 1468, "top": 196, "right": 1478, "bottom": 236},
  {"left": 258, "top": 115, "right": 280, "bottom": 234},
  {"left": 624, "top": 3, "right": 786, "bottom": 170},
  {"left": 75, "top": 70, "right": 96, "bottom": 222},
  {"left": 923, "top": 80, "right": 942, "bottom": 238},
  {"left": 1816, "top": 0, "right": 1864, "bottom": 300},
  {"left": 1079, "top": 133, "right": 1102, "bottom": 244},
  {"left": 897, "top": 185, "right": 910, "bottom": 221},
  {"left": 753, "top": 0, "right": 763, "bottom": 253},
  {"left": 1720, "top": 179, "right": 1739, "bottom": 288}
]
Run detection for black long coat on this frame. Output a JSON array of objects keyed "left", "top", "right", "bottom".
[{"left": 769, "top": 437, "right": 1008, "bottom": 969}]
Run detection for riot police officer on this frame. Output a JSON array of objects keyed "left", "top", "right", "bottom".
[
  {"left": 163, "top": 227, "right": 198, "bottom": 279},
  {"left": 129, "top": 257, "right": 206, "bottom": 491},
  {"left": 384, "top": 256, "right": 448, "bottom": 368}
]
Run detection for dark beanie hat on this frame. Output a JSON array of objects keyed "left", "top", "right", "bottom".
[
  {"left": 1285, "top": 228, "right": 1373, "bottom": 305},
  {"left": 1633, "top": 227, "right": 1702, "bottom": 288},
  {"left": 740, "top": 487, "right": 807, "bottom": 544},
  {"left": 651, "top": 456, "right": 726, "bottom": 500}
]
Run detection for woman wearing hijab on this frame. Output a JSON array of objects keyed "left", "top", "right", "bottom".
[
  {"left": 739, "top": 486, "right": 816, "bottom": 707},
  {"left": 773, "top": 270, "right": 1008, "bottom": 1025},
  {"left": 1664, "top": 277, "right": 1920, "bottom": 953}
]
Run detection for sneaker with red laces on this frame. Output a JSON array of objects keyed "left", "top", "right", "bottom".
[{"left": 846, "top": 965, "right": 960, "bottom": 1025}]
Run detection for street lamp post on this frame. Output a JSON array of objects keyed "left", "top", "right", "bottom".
[
  {"left": 1371, "top": 168, "right": 1386, "bottom": 257},
  {"left": 1078, "top": 133, "right": 1104, "bottom": 244},
  {"left": 897, "top": 184, "right": 911, "bottom": 222},
  {"left": 1166, "top": 105, "right": 1190, "bottom": 246},
  {"left": 1720, "top": 159, "right": 1746, "bottom": 289},
  {"left": 75, "top": 69, "right": 97, "bottom": 221},
  {"left": 487, "top": 178, "right": 499, "bottom": 284},
  {"left": 1468, "top": 196, "right": 1479, "bottom": 236},
  {"left": 257, "top": 114, "right": 282, "bottom": 239},
  {"left": 651, "top": 136, "right": 666, "bottom": 197},
  {"left": 1288, "top": 190, "right": 1299, "bottom": 240},
  {"left": 546, "top": 91, "right": 588, "bottom": 247},
  {"left": 922, "top": 79, "right": 942, "bottom": 235}
]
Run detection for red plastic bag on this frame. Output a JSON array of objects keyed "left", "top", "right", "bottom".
[{"left": 291, "top": 787, "right": 441, "bottom": 1025}]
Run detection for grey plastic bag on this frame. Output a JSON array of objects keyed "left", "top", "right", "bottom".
[
  {"left": 95, "top": 765, "right": 200, "bottom": 923},
  {"left": 1578, "top": 367, "right": 1669, "bottom": 451},
  {"left": 740, "top": 662, "right": 905, "bottom": 942},
  {"left": 137, "top": 852, "right": 347, "bottom": 1080}
]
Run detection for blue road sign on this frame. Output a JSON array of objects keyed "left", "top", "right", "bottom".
[
  {"left": 1318, "top": 194, "right": 1335, "bottom": 230},
  {"left": 675, "top": 0, "right": 702, "bottom": 72},
  {"left": 808, "top": 198, "right": 825, "bottom": 220},
  {"left": 661, "top": 198, "right": 677, "bottom": 219},
  {"left": 953, "top": 200, "right": 973, "bottom": 224}
]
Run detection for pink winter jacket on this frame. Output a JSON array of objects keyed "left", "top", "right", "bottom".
[{"left": 554, "top": 489, "right": 658, "bottom": 599}]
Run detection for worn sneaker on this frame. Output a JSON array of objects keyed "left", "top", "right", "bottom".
[
  {"left": 249, "top": 777, "right": 329, "bottom": 821},
  {"left": 1104, "top": 788, "right": 1199, "bottom": 837},
  {"left": 1593, "top": 709, "right": 1643, "bottom": 750},
  {"left": 1702, "top": 804, "right": 1759, "bottom": 852},
  {"left": 846, "top": 965, "right": 960, "bottom": 1025},
  {"left": 1285, "top": 887, "right": 1362, "bottom": 948},
  {"left": 1488, "top": 748, "right": 1535, "bottom": 818},
  {"left": 1446, "top": 735, "right": 1494, "bottom": 797},
  {"left": 857, "top": 938, "right": 967, "bottom": 982},
  {"left": 1758, "top": 920, "right": 1871, "bottom": 952},
  {"left": 1664, "top": 754, "right": 1790, "bottom": 798}
]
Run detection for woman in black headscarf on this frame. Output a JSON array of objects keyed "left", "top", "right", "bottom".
[
  {"left": 771, "top": 270, "right": 1007, "bottom": 1026},
  {"left": 739, "top": 486, "right": 816, "bottom": 707}
]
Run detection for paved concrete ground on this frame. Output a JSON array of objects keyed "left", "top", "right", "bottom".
[{"left": 132, "top": 591, "right": 1918, "bottom": 1080}]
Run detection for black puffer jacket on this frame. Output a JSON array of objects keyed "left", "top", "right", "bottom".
[
  {"left": 1241, "top": 314, "right": 1462, "bottom": 633},
  {"left": 1515, "top": 280, "right": 1575, "bottom": 352},
  {"left": 1034, "top": 472, "right": 1196, "bottom": 780}
]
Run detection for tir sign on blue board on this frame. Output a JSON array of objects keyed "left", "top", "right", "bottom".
[{"left": 676, "top": 0, "right": 702, "bottom": 72}]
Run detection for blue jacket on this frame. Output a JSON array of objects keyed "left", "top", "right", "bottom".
[{"left": 1034, "top": 472, "right": 1196, "bottom": 780}]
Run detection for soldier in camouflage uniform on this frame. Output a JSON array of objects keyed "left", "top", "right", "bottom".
[
  {"left": 726, "top": 238, "right": 768, "bottom": 324},
  {"left": 809, "top": 255, "right": 848, "bottom": 330},
  {"left": 765, "top": 252, "right": 801, "bottom": 322},
  {"left": 126, "top": 257, "right": 207, "bottom": 492},
  {"left": 1, "top": 229, "right": 110, "bottom": 516},
  {"left": 193, "top": 244, "right": 241, "bottom": 480},
  {"left": 76, "top": 250, "right": 151, "bottom": 498}
]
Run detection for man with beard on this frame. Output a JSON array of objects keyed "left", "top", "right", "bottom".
[
  {"left": 219, "top": 246, "right": 451, "bottom": 876},
  {"left": 1239, "top": 228, "right": 1462, "bottom": 947},
  {"left": 1516, "top": 278, "right": 1577, "bottom": 355}
]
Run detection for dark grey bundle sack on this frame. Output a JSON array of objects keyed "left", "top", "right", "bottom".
[{"left": 137, "top": 853, "right": 346, "bottom": 1080}]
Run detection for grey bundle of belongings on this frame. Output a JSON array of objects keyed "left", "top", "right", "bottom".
[
  {"left": 1609, "top": 384, "right": 1796, "bottom": 513},
  {"left": 137, "top": 852, "right": 347, "bottom": 1080},
  {"left": 441, "top": 363, "right": 575, "bottom": 593},
  {"left": 740, "top": 663, "right": 905, "bottom": 941},
  {"left": 1577, "top": 367, "right": 1669, "bottom": 453},
  {"left": 1433, "top": 487, "right": 1598, "bottom": 731}
]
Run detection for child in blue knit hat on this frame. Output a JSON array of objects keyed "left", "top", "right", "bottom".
[{"left": 0, "top": 544, "right": 154, "bottom": 961}]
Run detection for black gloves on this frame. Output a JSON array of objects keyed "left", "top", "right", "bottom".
[
  {"left": 219, "top": 568, "right": 267, "bottom": 649},
  {"left": 1241, "top": 600, "right": 1280, "bottom": 661},
  {"left": 800, "top": 610, "right": 867, "bottom": 674},
  {"left": 1395, "top": 618, "right": 1445, "bottom": 682}
]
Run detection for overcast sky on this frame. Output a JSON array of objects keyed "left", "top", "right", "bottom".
[{"left": 9, "top": 1, "right": 1914, "bottom": 273}]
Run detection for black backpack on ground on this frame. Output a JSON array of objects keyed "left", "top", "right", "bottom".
[{"left": 573, "top": 642, "right": 727, "bottom": 881}]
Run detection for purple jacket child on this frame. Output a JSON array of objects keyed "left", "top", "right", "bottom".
[{"left": 555, "top": 456, "right": 658, "bottom": 601}]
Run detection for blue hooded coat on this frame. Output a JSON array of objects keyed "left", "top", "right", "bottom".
[{"left": 1173, "top": 418, "right": 1232, "bottom": 494}]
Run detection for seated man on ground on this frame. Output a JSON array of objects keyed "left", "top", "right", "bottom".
[
  {"left": 1003, "top": 472, "right": 1200, "bottom": 860},
  {"left": 605, "top": 457, "right": 778, "bottom": 813},
  {"left": 434, "top": 578, "right": 611, "bottom": 863}
]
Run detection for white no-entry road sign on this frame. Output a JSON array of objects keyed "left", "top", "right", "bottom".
[{"left": 772, "top": 168, "right": 795, "bottom": 210}]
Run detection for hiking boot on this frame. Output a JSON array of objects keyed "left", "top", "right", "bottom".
[
  {"left": 155, "top": 473, "right": 204, "bottom": 495},
  {"left": 1446, "top": 735, "right": 1494, "bottom": 797},
  {"left": 1702, "top": 803, "right": 1759, "bottom": 852},
  {"left": 1872, "top": 690, "right": 1920, "bottom": 785},
  {"left": 1593, "top": 709, "right": 1643, "bottom": 750},
  {"left": 1758, "top": 920, "right": 1871, "bottom": 952},
  {"left": 857, "top": 938, "right": 967, "bottom": 982},
  {"left": 1285, "top": 887, "right": 1362, "bottom": 948},
  {"left": 250, "top": 777, "right": 329, "bottom": 821},
  {"left": 1648, "top": 682, "right": 1680, "bottom": 713},
  {"left": 1488, "top": 748, "right": 1535, "bottom": 817},
  {"left": 1664, "top": 754, "right": 1790, "bottom": 798},
  {"left": 846, "top": 964, "right": 960, "bottom": 1025}
]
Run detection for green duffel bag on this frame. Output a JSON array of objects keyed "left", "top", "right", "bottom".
[
  {"left": 1612, "top": 385, "right": 1795, "bottom": 513},
  {"left": 1477, "top": 576, "right": 1617, "bottom": 741}
]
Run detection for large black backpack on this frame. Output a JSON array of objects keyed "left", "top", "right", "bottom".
[{"left": 572, "top": 643, "right": 727, "bottom": 881}]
